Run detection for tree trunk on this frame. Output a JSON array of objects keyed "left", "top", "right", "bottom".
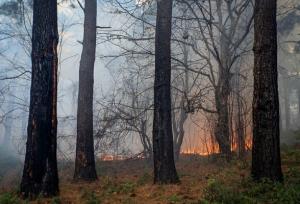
[
  {"left": 215, "top": 74, "right": 231, "bottom": 159},
  {"left": 140, "top": 120, "right": 152, "bottom": 160},
  {"left": 252, "top": 0, "right": 283, "bottom": 182},
  {"left": 74, "top": 0, "right": 97, "bottom": 181},
  {"left": 283, "top": 77, "right": 290, "bottom": 129},
  {"left": 153, "top": 0, "right": 179, "bottom": 184},
  {"left": 20, "top": 0, "right": 59, "bottom": 198},
  {"left": 173, "top": 40, "right": 189, "bottom": 162},
  {"left": 236, "top": 86, "right": 246, "bottom": 158},
  {"left": 214, "top": 1, "right": 232, "bottom": 159},
  {"left": 173, "top": 107, "right": 187, "bottom": 161},
  {"left": 2, "top": 94, "right": 14, "bottom": 150},
  {"left": 298, "top": 87, "right": 300, "bottom": 124}
]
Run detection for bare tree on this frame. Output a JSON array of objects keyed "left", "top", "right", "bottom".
[{"left": 178, "top": 0, "right": 253, "bottom": 159}]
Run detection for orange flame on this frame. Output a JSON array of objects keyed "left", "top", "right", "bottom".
[
  {"left": 99, "top": 154, "right": 128, "bottom": 161},
  {"left": 181, "top": 135, "right": 252, "bottom": 156}
]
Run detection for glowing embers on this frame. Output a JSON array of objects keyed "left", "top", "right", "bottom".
[
  {"left": 181, "top": 136, "right": 252, "bottom": 156},
  {"left": 181, "top": 144, "right": 220, "bottom": 156}
]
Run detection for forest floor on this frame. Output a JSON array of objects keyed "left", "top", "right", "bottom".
[{"left": 0, "top": 145, "right": 299, "bottom": 204}]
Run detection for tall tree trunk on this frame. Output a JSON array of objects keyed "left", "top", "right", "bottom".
[
  {"left": 153, "top": 0, "right": 179, "bottom": 184},
  {"left": 252, "top": 0, "right": 283, "bottom": 182},
  {"left": 74, "top": 0, "right": 97, "bottom": 181},
  {"left": 20, "top": 0, "right": 59, "bottom": 198}
]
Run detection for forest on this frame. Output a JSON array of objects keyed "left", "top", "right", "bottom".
[{"left": 0, "top": 0, "right": 299, "bottom": 203}]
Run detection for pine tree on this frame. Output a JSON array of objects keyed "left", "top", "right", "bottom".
[
  {"left": 20, "top": 0, "right": 59, "bottom": 198},
  {"left": 153, "top": 0, "right": 179, "bottom": 184},
  {"left": 252, "top": 0, "right": 283, "bottom": 182}
]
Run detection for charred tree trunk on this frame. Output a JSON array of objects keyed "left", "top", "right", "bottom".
[
  {"left": 20, "top": 0, "right": 59, "bottom": 198},
  {"left": 252, "top": 0, "right": 283, "bottom": 182},
  {"left": 74, "top": 0, "right": 97, "bottom": 181},
  {"left": 153, "top": 0, "right": 179, "bottom": 184}
]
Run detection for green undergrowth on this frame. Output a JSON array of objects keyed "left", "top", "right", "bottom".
[
  {"left": 199, "top": 148, "right": 300, "bottom": 204},
  {"left": 0, "top": 193, "right": 23, "bottom": 204}
]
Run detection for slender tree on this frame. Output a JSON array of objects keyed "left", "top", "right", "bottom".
[
  {"left": 20, "top": 0, "right": 59, "bottom": 198},
  {"left": 153, "top": 0, "right": 179, "bottom": 184},
  {"left": 252, "top": 0, "right": 283, "bottom": 182},
  {"left": 172, "top": 41, "right": 189, "bottom": 161},
  {"left": 74, "top": 0, "right": 97, "bottom": 181}
]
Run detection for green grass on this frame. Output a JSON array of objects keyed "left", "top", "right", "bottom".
[
  {"left": 0, "top": 193, "right": 22, "bottom": 204},
  {"left": 81, "top": 190, "right": 101, "bottom": 204},
  {"left": 199, "top": 148, "right": 300, "bottom": 204},
  {"left": 168, "top": 194, "right": 183, "bottom": 203}
]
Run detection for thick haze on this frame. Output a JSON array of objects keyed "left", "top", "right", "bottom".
[{"left": 0, "top": 0, "right": 299, "bottom": 160}]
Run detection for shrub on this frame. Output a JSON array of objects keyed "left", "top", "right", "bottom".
[
  {"left": 201, "top": 176, "right": 300, "bottom": 204},
  {"left": 202, "top": 179, "right": 252, "bottom": 204},
  {"left": 0, "top": 193, "right": 21, "bottom": 204},
  {"left": 119, "top": 182, "right": 135, "bottom": 194}
]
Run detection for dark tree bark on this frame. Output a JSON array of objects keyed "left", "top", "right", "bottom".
[
  {"left": 153, "top": 0, "right": 179, "bottom": 184},
  {"left": 252, "top": 0, "right": 283, "bottom": 182},
  {"left": 20, "top": 0, "right": 59, "bottom": 198},
  {"left": 74, "top": 0, "right": 97, "bottom": 181}
]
